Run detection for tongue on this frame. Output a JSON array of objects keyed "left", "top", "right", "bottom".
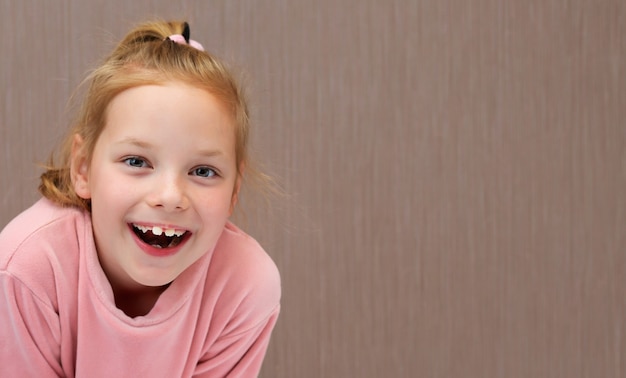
[{"left": 142, "top": 232, "right": 172, "bottom": 248}]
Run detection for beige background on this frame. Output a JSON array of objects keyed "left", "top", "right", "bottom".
[{"left": 1, "top": 1, "right": 625, "bottom": 377}]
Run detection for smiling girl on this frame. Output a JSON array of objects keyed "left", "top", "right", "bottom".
[{"left": 0, "top": 21, "right": 280, "bottom": 377}]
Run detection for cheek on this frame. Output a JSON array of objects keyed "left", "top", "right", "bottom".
[
  {"left": 88, "top": 168, "right": 136, "bottom": 205},
  {"left": 197, "top": 188, "right": 236, "bottom": 214}
]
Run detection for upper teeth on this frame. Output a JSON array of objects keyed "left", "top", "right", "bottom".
[{"left": 134, "top": 224, "right": 185, "bottom": 237}]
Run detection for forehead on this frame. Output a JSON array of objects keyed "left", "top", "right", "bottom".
[{"left": 100, "top": 82, "right": 236, "bottom": 154}]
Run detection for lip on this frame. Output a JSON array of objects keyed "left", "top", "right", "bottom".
[{"left": 128, "top": 223, "right": 191, "bottom": 258}]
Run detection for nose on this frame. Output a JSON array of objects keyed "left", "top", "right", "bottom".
[{"left": 146, "top": 173, "right": 189, "bottom": 211}]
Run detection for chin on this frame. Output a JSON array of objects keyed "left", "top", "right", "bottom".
[{"left": 128, "top": 269, "right": 180, "bottom": 288}]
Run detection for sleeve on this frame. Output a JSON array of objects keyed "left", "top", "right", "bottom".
[
  {"left": 193, "top": 304, "right": 280, "bottom": 378},
  {"left": 0, "top": 272, "right": 64, "bottom": 377}
]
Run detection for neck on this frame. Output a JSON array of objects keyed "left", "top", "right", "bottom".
[{"left": 112, "top": 282, "right": 170, "bottom": 318}]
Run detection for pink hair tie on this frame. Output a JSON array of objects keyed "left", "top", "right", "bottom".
[
  {"left": 166, "top": 22, "right": 204, "bottom": 51},
  {"left": 167, "top": 34, "right": 204, "bottom": 51}
]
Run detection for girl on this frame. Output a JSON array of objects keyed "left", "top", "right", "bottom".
[{"left": 0, "top": 20, "right": 280, "bottom": 377}]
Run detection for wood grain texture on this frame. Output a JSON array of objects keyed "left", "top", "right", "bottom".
[{"left": 0, "top": 1, "right": 624, "bottom": 377}]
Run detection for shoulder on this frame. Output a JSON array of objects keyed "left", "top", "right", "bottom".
[
  {"left": 0, "top": 198, "right": 89, "bottom": 298},
  {"left": 205, "top": 222, "right": 281, "bottom": 328},
  {"left": 211, "top": 222, "right": 280, "bottom": 292}
]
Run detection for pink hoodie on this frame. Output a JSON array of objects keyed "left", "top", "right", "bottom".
[{"left": 0, "top": 199, "right": 280, "bottom": 377}]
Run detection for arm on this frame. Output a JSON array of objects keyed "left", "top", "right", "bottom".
[
  {"left": 192, "top": 223, "right": 282, "bottom": 377},
  {"left": 193, "top": 305, "right": 280, "bottom": 378},
  {"left": 0, "top": 272, "right": 64, "bottom": 377}
]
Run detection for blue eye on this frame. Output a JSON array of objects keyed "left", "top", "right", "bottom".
[
  {"left": 191, "top": 166, "right": 217, "bottom": 178},
  {"left": 123, "top": 157, "right": 148, "bottom": 168}
]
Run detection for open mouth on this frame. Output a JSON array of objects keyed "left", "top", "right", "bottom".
[{"left": 131, "top": 224, "right": 190, "bottom": 249}]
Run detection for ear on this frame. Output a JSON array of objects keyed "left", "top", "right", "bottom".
[
  {"left": 70, "top": 134, "right": 92, "bottom": 199},
  {"left": 229, "top": 164, "right": 245, "bottom": 215}
]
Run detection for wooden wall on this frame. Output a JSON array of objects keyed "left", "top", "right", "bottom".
[{"left": 1, "top": 1, "right": 624, "bottom": 377}]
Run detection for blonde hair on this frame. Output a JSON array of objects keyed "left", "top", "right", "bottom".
[{"left": 40, "top": 20, "right": 273, "bottom": 211}]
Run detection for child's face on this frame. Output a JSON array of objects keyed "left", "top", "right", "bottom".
[{"left": 72, "top": 82, "right": 240, "bottom": 290}]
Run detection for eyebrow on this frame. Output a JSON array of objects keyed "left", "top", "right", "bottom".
[
  {"left": 115, "top": 137, "right": 225, "bottom": 157},
  {"left": 115, "top": 137, "right": 153, "bottom": 149}
]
